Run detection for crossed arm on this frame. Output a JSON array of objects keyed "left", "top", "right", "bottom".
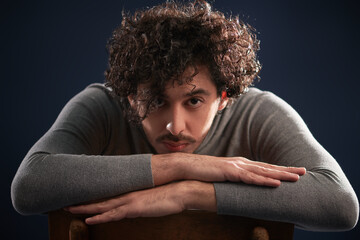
[
  {"left": 12, "top": 85, "right": 358, "bottom": 230},
  {"left": 66, "top": 153, "right": 306, "bottom": 225}
]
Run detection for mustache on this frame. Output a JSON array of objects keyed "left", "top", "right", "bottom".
[{"left": 156, "top": 133, "right": 196, "bottom": 143}]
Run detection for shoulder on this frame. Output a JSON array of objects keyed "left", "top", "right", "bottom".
[
  {"left": 66, "top": 83, "right": 121, "bottom": 110},
  {"left": 85, "top": 83, "right": 113, "bottom": 93},
  {"left": 55, "top": 83, "right": 124, "bottom": 127},
  {"left": 221, "top": 87, "right": 309, "bottom": 137},
  {"left": 232, "top": 87, "right": 288, "bottom": 108},
  {"left": 228, "top": 87, "right": 300, "bottom": 121},
  {"left": 76, "top": 83, "right": 115, "bottom": 100}
]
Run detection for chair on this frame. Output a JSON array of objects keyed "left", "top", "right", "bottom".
[{"left": 48, "top": 210, "right": 294, "bottom": 240}]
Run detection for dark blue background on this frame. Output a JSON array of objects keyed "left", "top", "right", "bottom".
[{"left": 2, "top": 0, "right": 359, "bottom": 239}]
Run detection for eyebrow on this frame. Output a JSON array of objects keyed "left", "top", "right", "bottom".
[
  {"left": 161, "top": 88, "right": 212, "bottom": 99},
  {"left": 184, "top": 88, "right": 211, "bottom": 97}
]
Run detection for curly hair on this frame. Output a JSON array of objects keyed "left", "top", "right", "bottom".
[{"left": 105, "top": 0, "right": 261, "bottom": 123}]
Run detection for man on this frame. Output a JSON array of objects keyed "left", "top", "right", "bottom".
[{"left": 11, "top": 0, "right": 358, "bottom": 231}]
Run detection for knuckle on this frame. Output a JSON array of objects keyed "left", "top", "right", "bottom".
[
  {"left": 98, "top": 203, "right": 107, "bottom": 209},
  {"left": 258, "top": 166, "right": 269, "bottom": 173},
  {"left": 243, "top": 172, "right": 257, "bottom": 184},
  {"left": 106, "top": 209, "right": 120, "bottom": 221},
  {"left": 95, "top": 203, "right": 107, "bottom": 212},
  {"left": 108, "top": 208, "right": 118, "bottom": 216}
]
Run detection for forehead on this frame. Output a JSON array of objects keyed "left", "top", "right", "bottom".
[{"left": 138, "top": 65, "right": 217, "bottom": 98}]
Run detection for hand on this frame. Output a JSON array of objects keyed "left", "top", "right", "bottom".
[
  {"left": 65, "top": 181, "right": 215, "bottom": 225},
  {"left": 152, "top": 153, "right": 306, "bottom": 187}
]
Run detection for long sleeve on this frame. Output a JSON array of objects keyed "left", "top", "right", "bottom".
[
  {"left": 198, "top": 89, "right": 359, "bottom": 231},
  {"left": 11, "top": 84, "right": 154, "bottom": 215},
  {"left": 12, "top": 84, "right": 358, "bottom": 231}
]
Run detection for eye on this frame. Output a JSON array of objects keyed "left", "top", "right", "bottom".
[
  {"left": 153, "top": 98, "right": 165, "bottom": 108},
  {"left": 187, "top": 97, "right": 203, "bottom": 108}
]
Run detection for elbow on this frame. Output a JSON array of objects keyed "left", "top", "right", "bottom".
[
  {"left": 11, "top": 176, "right": 31, "bottom": 215},
  {"left": 334, "top": 191, "right": 359, "bottom": 231},
  {"left": 11, "top": 152, "right": 53, "bottom": 215},
  {"left": 299, "top": 189, "right": 359, "bottom": 231},
  {"left": 11, "top": 172, "right": 41, "bottom": 215},
  {"left": 316, "top": 188, "right": 359, "bottom": 231},
  {"left": 302, "top": 170, "right": 359, "bottom": 231},
  {"left": 298, "top": 176, "right": 359, "bottom": 231}
]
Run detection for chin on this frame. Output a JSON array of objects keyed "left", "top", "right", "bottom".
[{"left": 155, "top": 146, "right": 194, "bottom": 154}]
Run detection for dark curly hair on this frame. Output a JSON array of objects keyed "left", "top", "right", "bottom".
[{"left": 105, "top": 0, "right": 261, "bottom": 123}]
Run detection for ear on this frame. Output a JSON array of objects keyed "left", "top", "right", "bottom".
[
  {"left": 128, "top": 95, "right": 136, "bottom": 108},
  {"left": 218, "top": 97, "right": 229, "bottom": 111},
  {"left": 218, "top": 91, "right": 229, "bottom": 111}
]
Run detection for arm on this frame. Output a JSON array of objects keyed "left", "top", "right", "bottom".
[
  {"left": 11, "top": 84, "right": 304, "bottom": 216},
  {"left": 11, "top": 84, "right": 154, "bottom": 215},
  {"left": 212, "top": 91, "right": 358, "bottom": 231},
  {"left": 66, "top": 151, "right": 305, "bottom": 225},
  {"left": 67, "top": 180, "right": 216, "bottom": 225},
  {"left": 151, "top": 153, "right": 304, "bottom": 187}
]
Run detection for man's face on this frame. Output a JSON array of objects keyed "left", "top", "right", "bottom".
[{"left": 137, "top": 66, "right": 228, "bottom": 154}]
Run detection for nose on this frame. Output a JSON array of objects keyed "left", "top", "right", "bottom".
[{"left": 165, "top": 104, "right": 186, "bottom": 136}]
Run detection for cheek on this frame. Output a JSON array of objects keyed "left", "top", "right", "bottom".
[
  {"left": 191, "top": 103, "right": 219, "bottom": 138},
  {"left": 141, "top": 116, "right": 162, "bottom": 140}
]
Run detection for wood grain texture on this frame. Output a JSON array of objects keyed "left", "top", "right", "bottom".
[{"left": 48, "top": 210, "right": 294, "bottom": 240}]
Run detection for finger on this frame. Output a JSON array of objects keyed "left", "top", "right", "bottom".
[
  {"left": 67, "top": 197, "right": 126, "bottom": 214},
  {"left": 239, "top": 158, "right": 306, "bottom": 175},
  {"left": 238, "top": 170, "right": 281, "bottom": 187},
  {"left": 244, "top": 164, "right": 301, "bottom": 182},
  {"left": 85, "top": 208, "right": 127, "bottom": 225}
]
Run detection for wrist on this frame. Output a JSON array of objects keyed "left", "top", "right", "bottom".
[
  {"left": 151, "top": 153, "right": 187, "bottom": 185},
  {"left": 177, "top": 180, "right": 217, "bottom": 212}
]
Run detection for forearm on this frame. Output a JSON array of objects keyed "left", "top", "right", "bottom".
[
  {"left": 179, "top": 180, "right": 216, "bottom": 212},
  {"left": 11, "top": 152, "right": 154, "bottom": 215},
  {"left": 151, "top": 153, "right": 220, "bottom": 185},
  {"left": 214, "top": 170, "right": 358, "bottom": 231},
  {"left": 151, "top": 152, "right": 304, "bottom": 186},
  {"left": 66, "top": 180, "right": 217, "bottom": 224},
  {"left": 151, "top": 153, "right": 185, "bottom": 186}
]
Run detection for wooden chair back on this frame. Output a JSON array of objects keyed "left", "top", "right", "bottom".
[{"left": 48, "top": 210, "right": 294, "bottom": 240}]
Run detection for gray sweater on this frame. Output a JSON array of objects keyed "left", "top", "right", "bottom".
[{"left": 11, "top": 83, "right": 358, "bottom": 231}]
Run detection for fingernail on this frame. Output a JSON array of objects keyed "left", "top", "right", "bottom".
[{"left": 85, "top": 218, "right": 94, "bottom": 225}]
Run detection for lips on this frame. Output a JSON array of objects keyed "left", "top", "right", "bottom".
[{"left": 162, "top": 141, "right": 189, "bottom": 152}]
